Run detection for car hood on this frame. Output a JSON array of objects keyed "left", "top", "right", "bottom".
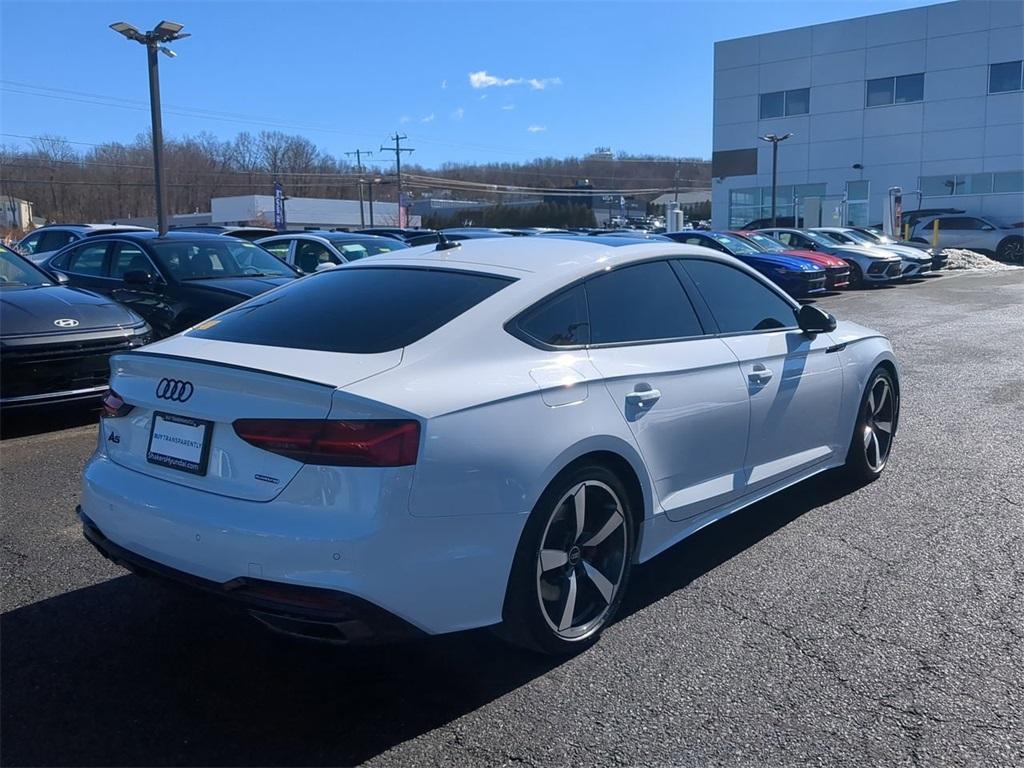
[
  {"left": 746, "top": 252, "right": 821, "bottom": 271},
  {"left": 0, "top": 285, "right": 143, "bottom": 338},
  {"left": 781, "top": 249, "right": 847, "bottom": 268},
  {"left": 182, "top": 275, "right": 295, "bottom": 298}
]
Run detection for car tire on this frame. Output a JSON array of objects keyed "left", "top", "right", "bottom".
[
  {"left": 497, "top": 462, "right": 635, "bottom": 655},
  {"left": 842, "top": 367, "right": 899, "bottom": 483},
  {"left": 847, "top": 263, "right": 864, "bottom": 290},
  {"left": 996, "top": 236, "right": 1023, "bottom": 265}
]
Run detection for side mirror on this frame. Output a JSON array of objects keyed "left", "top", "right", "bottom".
[
  {"left": 51, "top": 271, "right": 69, "bottom": 285},
  {"left": 797, "top": 304, "right": 837, "bottom": 334},
  {"left": 123, "top": 269, "right": 153, "bottom": 286}
]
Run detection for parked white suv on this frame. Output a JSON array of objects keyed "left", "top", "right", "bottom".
[{"left": 910, "top": 215, "right": 1023, "bottom": 264}]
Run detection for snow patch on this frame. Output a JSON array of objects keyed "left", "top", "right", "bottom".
[{"left": 941, "top": 249, "right": 1022, "bottom": 271}]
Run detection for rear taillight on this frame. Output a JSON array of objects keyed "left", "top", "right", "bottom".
[
  {"left": 101, "top": 388, "right": 134, "bottom": 418},
  {"left": 233, "top": 419, "right": 420, "bottom": 467}
]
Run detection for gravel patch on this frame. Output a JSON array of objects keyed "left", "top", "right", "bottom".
[{"left": 942, "top": 248, "right": 1022, "bottom": 271}]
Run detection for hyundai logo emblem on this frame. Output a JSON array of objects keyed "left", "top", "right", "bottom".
[
  {"left": 53, "top": 318, "right": 80, "bottom": 328},
  {"left": 155, "top": 378, "right": 194, "bottom": 402}
]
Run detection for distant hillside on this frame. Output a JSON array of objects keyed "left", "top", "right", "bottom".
[{"left": 0, "top": 131, "right": 710, "bottom": 223}]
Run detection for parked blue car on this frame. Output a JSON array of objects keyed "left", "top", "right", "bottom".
[{"left": 661, "top": 230, "right": 827, "bottom": 298}]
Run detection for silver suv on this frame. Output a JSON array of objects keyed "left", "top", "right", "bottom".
[{"left": 911, "top": 215, "right": 1024, "bottom": 264}]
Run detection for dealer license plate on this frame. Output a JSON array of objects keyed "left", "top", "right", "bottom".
[{"left": 147, "top": 412, "right": 213, "bottom": 475}]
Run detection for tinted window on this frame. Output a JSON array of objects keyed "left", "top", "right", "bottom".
[
  {"left": 294, "top": 240, "right": 336, "bottom": 272},
  {"left": 682, "top": 259, "right": 796, "bottom": 333},
  {"left": 585, "top": 261, "right": 703, "bottom": 345},
  {"left": 785, "top": 87, "right": 809, "bottom": 115},
  {"left": 17, "top": 232, "right": 42, "bottom": 255},
  {"left": 260, "top": 240, "right": 291, "bottom": 260},
  {"left": 190, "top": 267, "right": 513, "bottom": 353},
  {"left": 65, "top": 243, "right": 109, "bottom": 276},
  {"left": 989, "top": 60, "right": 1023, "bottom": 94},
  {"left": 759, "top": 91, "right": 784, "bottom": 119},
  {"left": 866, "top": 77, "right": 895, "bottom": 107},
  {"left": 111, "top": 243, "right": 156, "bottom": 279},
  {"left": 38, "top": 230, "right": 77, "bottom": 253},
  {"left": 516, "top": 285, "right": 589, "bottom": 347},
  {"left": 940, "top": 217, "right": 986, "bottom": 230},
  {"left": 150, "top": 240, "right": 295, "bottom": 279},
  {"left": 895, "top": 73, "right": 924, "bottom": 103}
]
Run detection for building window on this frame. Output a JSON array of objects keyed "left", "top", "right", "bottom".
[
  {"left": 845, "top": 181, "right": 870, "bottom": 227},
  {"left": 989, "top": 61, "right": 1023, "bottom": 93},
  {"left": 920, "top": 171, "right": 1024, "bottom": 196},
  {"left": 728, "top": 182, "right": 826, "bottom": 228},
  {"left": 866, "top": 73, "right": 924, "bottom": 107},
  {"left": 759, "top": 88, "right": 809, "bottom": 119}
]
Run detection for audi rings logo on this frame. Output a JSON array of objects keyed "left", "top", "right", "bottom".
[
  {"left": 53, "top": 318, "right": 80, "bottom": 328},
  {"left": 156, "top": 378, "right": 194, "bottom": 402}
]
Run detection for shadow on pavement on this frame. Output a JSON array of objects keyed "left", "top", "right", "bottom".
[
  {"left": 1, "top": 402, "right": 100, "bottom": 440},
  {"left": 0, "top": 471, "right": 860, "bottom": 767}
]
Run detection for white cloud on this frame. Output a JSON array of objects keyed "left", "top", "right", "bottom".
[
  {"left": 527, "top": 77, "right": 562, "bottom": 90},
  {"left": 399, "top": 115, "right": 411, "bottom": 124},
  {"left": 451, "top": 107, "right": 465, "bottom": 120},
  {"left": 469, "top": 70, "right": 561, "bottom": 90},
  {"left": 527, "top": 125, "right": 547, "bottom": 133},
  {"left": 420, "top": 113, "right": 435, "bottom": 123},
  {"left": 479, "top": 94, "right": 488, "bottom": 100},
  {"left": 440, "top": 79, "right": 448, "bottom": 90},
  {"left": 501, "top": 104, "right": 515, "bottom": 111}
]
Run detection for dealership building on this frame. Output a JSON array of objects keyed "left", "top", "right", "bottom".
[{"left": 711, "top": 0, "right": 1024, "bottom": 230}]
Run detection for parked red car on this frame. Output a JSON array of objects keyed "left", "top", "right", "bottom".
[{"left": 732, "top": 230, "right": 851, "bottom": 290}]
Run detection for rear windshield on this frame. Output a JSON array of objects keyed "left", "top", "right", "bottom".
[{"left": 189, "top": 266, "right": 513, "bottom": 353}]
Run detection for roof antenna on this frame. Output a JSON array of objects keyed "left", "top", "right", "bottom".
[{"left": 435, "top": 231, "right": 461, "bottom": 252}]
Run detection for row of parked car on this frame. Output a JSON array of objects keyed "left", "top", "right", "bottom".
[{"left": 0, "top": 219, "right": 943, "bottom": 410}]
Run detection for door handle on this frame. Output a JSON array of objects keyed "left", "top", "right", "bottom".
[
  {"left": 625, "top": 387, "right": 661, "bottom": 406},
  {"left": 748, "top": 365, "right": 773, "bottom": 385}
]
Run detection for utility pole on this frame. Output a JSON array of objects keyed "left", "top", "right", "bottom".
[
  {"left": 345, "top": 149, "right": 373, "bottom": 227},
  {"left": 673, "top": 160, "right": 681, "bottom": 204},
  {"left": 380, "top": 133, "right": 414, "bottom": 225}
]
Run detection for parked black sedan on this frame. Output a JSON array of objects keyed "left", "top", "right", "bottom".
[
  {"left": 0, "top": 244, "right": 152, "bottom": 408},
  {"left": 41, "top": 232, "right": 299, "bottom": 338}
]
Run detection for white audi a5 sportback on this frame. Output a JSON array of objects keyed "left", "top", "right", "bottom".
[{"left": 80, "top": 237, "right": 900, "bottom": 654}]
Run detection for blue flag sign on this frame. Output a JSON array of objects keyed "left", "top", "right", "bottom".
[{"left": 273, "top": 182, "right": 286, "bottom": 231}]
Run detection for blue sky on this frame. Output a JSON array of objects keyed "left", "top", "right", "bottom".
[{"left": 1, "top": 0, "right": 939, "bottom": 167}]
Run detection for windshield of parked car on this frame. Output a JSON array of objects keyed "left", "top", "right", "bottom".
[
  {"left": 150, "top": 240, "right": 298, "bottom": 280},
  {"left": 325, "top": 236, "right": 409, "bottom": 259},
  {"left": 0, "top": 245, "right": 53, "bottom": 288},
  {"left": 803, "top": 230, "right": 845, "bottom": 248},
  {"left": 837, "top": 230, "right": 877, "bottom": 246},
  {"left": 817, "top": 231, "right": 857, "bottom": 245},
  {"left": 710, "top": 233, "right": 760, "bottom": 255},
  {"left": 740, "top": 232, "right": 787, "bottom": 252}
]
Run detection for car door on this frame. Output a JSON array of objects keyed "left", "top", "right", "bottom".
[
  {"left": 936, "top": 217, "right": 989, "bottom": 250},
  {"left": 108, "top": 240, "right": 178, "bottom": 335},
  {"left": 584, "top": 260, "right": 751, "bottom": 522},
  {"left": 51, "top": 241, "right": 113, "bottom": 293},
  {"left": 678, "top": 258, "right": 844, "bottom": 492}
]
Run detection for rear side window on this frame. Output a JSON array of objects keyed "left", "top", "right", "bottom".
[
  {"left": 515, "top": 285, "right": 589, "bottom": 347},
  {"left": 681, "top": 259, "right": 796, "bottom": 333},
  {"left": 65, "top": 242, "right": 109, "bottom": 276},
  {"left": 190, "top": 267, "right": 513, "bottom": 353},
  {"left": 585, "top": 260, "right": 704, "bottom": 345}
]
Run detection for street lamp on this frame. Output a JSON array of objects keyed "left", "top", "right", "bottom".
[
  {"left": 110, "top": 20, "right": 190, "bottom": 236},
  {"left": 759, "top": 132, "right": 792, "bottom": 227}
]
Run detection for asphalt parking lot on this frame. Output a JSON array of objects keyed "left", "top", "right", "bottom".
[{"left": 2, "top": 269, "right": 1022, "bottom": 767}]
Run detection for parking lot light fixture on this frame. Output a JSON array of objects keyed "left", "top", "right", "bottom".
[
  {"left": 759, "top": 132, "right": 793, "bottom": 228},
  {"left": 109, "top": 20, "right": 189, "bottom": 236}
]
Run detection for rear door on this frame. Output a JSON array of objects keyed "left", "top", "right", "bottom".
[
  {"left": 585, "top": 260, "right": 750, "bottom": 521},
  {"left": 54, "top": 241, "right": 113, "bottom": 294},
  {"left": 108, "top": 240, "right": 177, "bottom": 335},
  {"left": 679, "top": 258, "right": 843, "bottom": 491}
]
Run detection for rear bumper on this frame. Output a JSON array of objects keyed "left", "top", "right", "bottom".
[
  {"left": 79, "top": 453, "right": 527, "bottom": 636},
  {"left": 80, "top": 508, "right": 423, "bottom": 644}
]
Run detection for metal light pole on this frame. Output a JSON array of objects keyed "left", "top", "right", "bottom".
[
  {"left": 110, "top": 20, "right": 189, "bottom": 236},
  {"left": 759, "top": 132, "right": 792, "bottom": 227}
]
